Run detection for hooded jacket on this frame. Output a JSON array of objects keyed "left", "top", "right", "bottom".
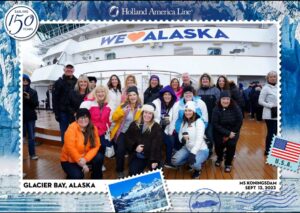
[
  {"left": 23, "top": 75, "right": 39, "bottom": 122},
  {"left": 143, "top": 85, "right": 163, "bottom": 104},
  {"left": 152, "top": 85, "right": 178, "bottom": 135}
]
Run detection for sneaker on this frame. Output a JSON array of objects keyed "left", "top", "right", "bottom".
[
  {"left": 102, "top": 165, "right": 106, "bottom": 172},
  {"left": 164, "top": 162, "right": 177, "bottom": 169},
  {"left": 117, "top": 172, "right": 125, "bottom": 179},
  {"left": 192, "top": 170, "right": 201, "bottom": 179},
  {"left": 215, "top": 160, "right": 221, "bottom": 167},
  {"left": 30, "top": 155, "right": 39, "bottom": 160},
  {"left": 224, "top": 165, "right": 232, "bottom": 173}
]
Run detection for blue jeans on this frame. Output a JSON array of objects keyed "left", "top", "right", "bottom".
[
  {"left": 23, "top": 121, "right": 36, "bottom": 157},
  {"left": 171, "top": 146, "right": 209, "bottom": 171},
  {"left": 163, "top": 133, "right": 175, "bottom": 164},
  {"left": 100, "top": 135, "right": 112, "bottom": 154},
  {"left": 59, "top": 112, "right": 70, "bottom": 144}
]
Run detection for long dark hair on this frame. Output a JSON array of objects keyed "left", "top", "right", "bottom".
[
  {"left": 216, "top": 75, "right": 230, "bottom": 91},
  {"left": 107, "top": 74, "right": 122, "bottom": 92},
  {"left": 83, "top": 122, "right": 96, "bottom": 148},
  {"left": 183, "top": 111, "right": 198, "bottom": 126}
]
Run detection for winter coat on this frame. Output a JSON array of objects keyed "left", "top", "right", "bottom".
[
  {"left": 152, "top": 86, "right": 178, "bottom": 135},
  {"left": 60, "top": 122, "right": 100, "bottom": 163},
  {"left": 143, "top": 85, "right": 163, "bottom": 104},
  {"left": 67, "top": 90, "right": 88, "bottom": 123},
  {"left": 197, "top": 86, "right": 220, "bottom": 121},
  {"left": 171, "top": 96, "right": 208, "bottom": 133},
  {"left": 108, "top": 88, "right": 122, "bottom": 118},
  {"left": 80, "top": 100, "right": 111, "bottom": 136},
  {"left": 110, "top": 104, "right": 142, "bottom": 140},
  {"left": 229, "top": 83, "right": 245, "bottom": 108},
  {"left": 23, "top": 87, "right": 39, "bottom": 122},
  {"left": 179, "top": 119, "right": 208, "bottom": 154},
  {"left": 125, "top": 122, "right": 163, "bottom": 164},
  {"left": 258, "top": 83, "right": 277, "bottom": 120},
  {"left": 212, "top": 103, "right": 243, "bottom": 139},
  {"left": 52, "top": 75, "right": 78, "bottom": 117}
]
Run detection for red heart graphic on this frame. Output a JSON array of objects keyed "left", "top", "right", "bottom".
[{"left": 127, "top": 32, "right": 145, "bottom": 42}]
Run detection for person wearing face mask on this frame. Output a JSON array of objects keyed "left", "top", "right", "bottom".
[
  {"left": 212, "top": 91, "right": 243, "bottom": 173},
  {"left": 152, "top": 85, "right": 178, "bottom": 169},
  {"left": 143, "top": 75, "right": 163, "bottom": 104},
  {"left": 60, "top": 108, "right": 103, "bottom": 179},
  {"left": 67, "top": 75, "right": 90, "bottom": 123},
  {"left": 111, "top": 86, "right": 142, "bottom": 178},
  {"left": 197, "top": 73, "right": 220, "bottom": 158},
  {"left": 80, "top": 85, "right": 112, "bottom": 172},
  {"left": 125, "top": 104, "right": 163, "bottom": 176},
  {"left": 23, "top": 74, "right": 39, "bottom": 160},
  {"left": 171, "top": 101, "right": 209, "bottom": 179},
  {"left": 258, "top": 71, "right": 278, "bottom": 156},
  {"left": 52, "top": 61, "right": 78, "bottom": 143}
]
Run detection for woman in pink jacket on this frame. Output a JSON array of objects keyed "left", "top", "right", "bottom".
[{"left": 80, "top": 85, "right": 112, "bottom": 171}]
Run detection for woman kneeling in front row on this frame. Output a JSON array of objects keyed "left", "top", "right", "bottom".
[
  {"left": 125, "top": 104, "right": 163, "bottom": 176},
  {"left": 171, "top": 101, "right": 209, "bottom": 179},
  {"left": 60, "top": 108, "right": 104, "bottom": 179}
]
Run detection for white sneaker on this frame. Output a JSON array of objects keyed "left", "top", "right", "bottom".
[
  {"left": 30, "top": 155, "right": 39, "bottom": 160},
  {"left": 102, "top": 165, "right": 106, "bottom": 172}
]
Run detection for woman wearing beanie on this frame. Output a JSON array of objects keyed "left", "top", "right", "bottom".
[
  {"left": 111, "top": 86, "right": 142, "bottom": 178},
  {"left": 121, "top": 75, "right": 137, "bottom": 103},
  {"left": 171, "top": 101, "right": 209, "bottom": 179},
  {"left": 152, "top": 85, "right": 178, "bottom": 168},
  {"left": 258, "top": 71, "right": 278, "bottom": 155},
  {"left": 61, "top": 108, "right": 103, "bottom": 179},
  {"left": 80, "top": 85, "right": 111, "bottom": 172},
  {"left": 143, "top": 75, "right": 163, "bottom": 104},
  {"left": 125, "top": 103, "right": 163, "bottom": 176},
  {"left": 212, "top": 91, "right": 243, "bottom": 173}
]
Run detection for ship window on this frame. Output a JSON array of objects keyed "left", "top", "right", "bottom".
[
  {"left": 106, "top": 53, "right": 116, "bottom": 60},
  {"left": 174, "top": 47, "right": 193, "bottom": 55},
  {"left": 207, "top": 48, "right": 222, "bottom": 55}
]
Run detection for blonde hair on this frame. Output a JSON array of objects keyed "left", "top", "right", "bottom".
[
  {"left": 74, "top": 74, "right": 90, "bottom": 93},
  {"left": 92, "top": 85, "right": 109, "bottom": 103},
  {"left": 266, "top": 71, "right": 277, "bottom": 82},
  {"left": 124, "top": 75, "right": 137, "bottom": 88},
  {"left": 136, "top": 111, "right": 155, "bottom": 132}
]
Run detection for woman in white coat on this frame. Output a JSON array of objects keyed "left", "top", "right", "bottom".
[
  {"left": 258, "top": 71, "right": 278, "bottom": 155},
  {"left": 171, "top": 101, "right": 209, "bottom": 179},
  {"left": 152, "top": 85, "right": 178, "bottom": 169}
]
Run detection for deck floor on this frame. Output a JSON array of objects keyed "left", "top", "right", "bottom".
[{"left": 23, "top": 111, "right": 277, "bottom": 180}]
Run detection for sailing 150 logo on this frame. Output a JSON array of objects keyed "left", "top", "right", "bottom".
[{"left": 4, "top": 5, "right": 39, "bottom": 40}]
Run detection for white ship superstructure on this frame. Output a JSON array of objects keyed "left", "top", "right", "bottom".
[{"left": 30, "top": 23, "right": 278, "bottom": 103}]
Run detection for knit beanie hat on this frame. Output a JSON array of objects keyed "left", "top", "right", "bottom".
[
  {"left": 183, "top": 85, "right": 195, "bottom": 94},
  {"left": 127, "top": 86, "right": 139, "bottom": 95},
  {"left": 76, "top": 108, "right": 91, "bottom": 120},
  {"left": 150, "top": 75, "right": 159, "bottom": 81},
  {"left": 220, "top": 91, "right": 231, "bottom": 99},
  {"left": 184, "top": 101, "right": 196, "bottom": 113}
]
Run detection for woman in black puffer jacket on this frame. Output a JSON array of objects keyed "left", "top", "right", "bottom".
[{"left": 212, "top": 91, "right": 243, "bottom": 173}]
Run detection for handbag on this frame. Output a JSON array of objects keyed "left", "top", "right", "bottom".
[
  {"left": 104, "top": 124, "right": 111, "bottom": 141},
  {"left": 105, "top": 145, "right": 115, "bottom": 158}
]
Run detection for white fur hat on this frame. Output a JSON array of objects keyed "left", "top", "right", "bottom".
[
  {"left": 141, "top": 104, "right": 156, "bottom": 114},
  {"left": 184, "top": 101, "right": 196, "bottom": 112}
]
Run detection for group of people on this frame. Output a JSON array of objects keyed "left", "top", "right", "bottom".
[{"left": 22, "top": 61, "right": 278, "bottom": 180}]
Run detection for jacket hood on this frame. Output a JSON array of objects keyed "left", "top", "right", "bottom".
[
  {"left": 23, "top": 74, "right": 31, "bottom": 84},
  {"left": 159, "top": 85, "right": 177, "bottom": 102}
]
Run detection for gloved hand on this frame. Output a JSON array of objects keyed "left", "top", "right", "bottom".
[
  {"left": 181, "top": 137, "right": 187, "bottom": 145},
  {"left": 188, "top": 153, "right": 196, "bottom": 165},
  {"left": 55, "top": 115, "right": 60, "bottom": 122}
]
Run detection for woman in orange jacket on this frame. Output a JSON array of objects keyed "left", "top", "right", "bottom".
[{"left": 60, "top": 108, "right": 103, "bottom": 179}]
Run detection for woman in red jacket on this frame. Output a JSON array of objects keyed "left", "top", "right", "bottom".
[{"left": 60, "top": 108, "right": 103, "bottom": 179}]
